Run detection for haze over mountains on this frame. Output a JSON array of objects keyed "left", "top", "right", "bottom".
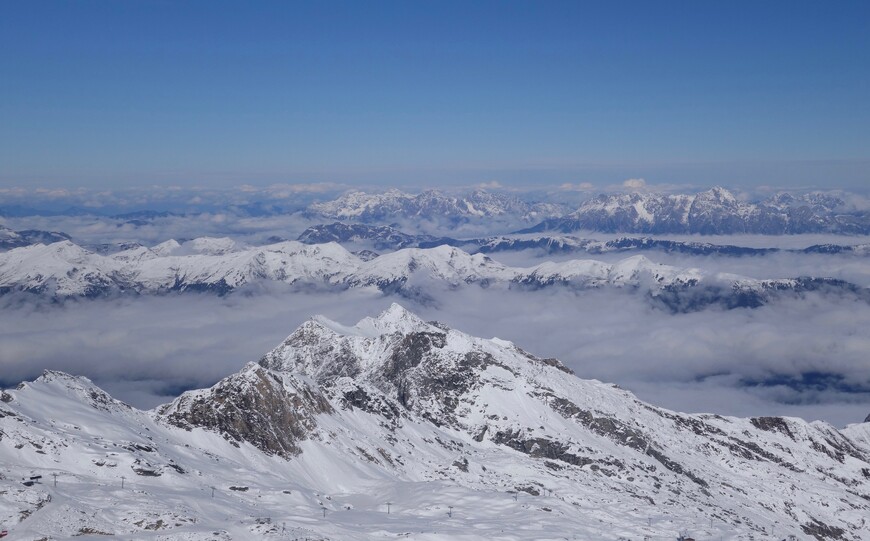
[
  {"left": 524, "top": 187, "right": 870, "bottom": 235},
  {"left": 3, "top": 186, "right": 870, "bottom": 239},
  {"left": 3, "top": 305, "right": 870, "bottom": 540},
  {"left": 263, "top": 186, "right": 870, "bottom": 235}
]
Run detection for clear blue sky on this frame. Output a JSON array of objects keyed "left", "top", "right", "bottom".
[{"left": 1, "top": 0, "right": 868, "bottom": 189}]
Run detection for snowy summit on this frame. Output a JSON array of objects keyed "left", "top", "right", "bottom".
[{"left": 2, "top": 304, "right": 870, "bottom": 539}]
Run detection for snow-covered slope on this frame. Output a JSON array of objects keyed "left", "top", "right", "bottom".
[
  {"left": 343, "top": 245, "right": 515, "bottom": 290},
  {"left": 1, "top": 238, "right": 866, "bottom": 310},
  {"left": 0, "top": 241, "right": 127, "bottom": 296},
  {"left": 0, "top": 240, "right": 359, "bottom": 296},
  {"left": 522, "top": 187, "right": 870, "bottom": 235},
  {"left": 3, "top": 305, "right": 870, "bottom": 539}
]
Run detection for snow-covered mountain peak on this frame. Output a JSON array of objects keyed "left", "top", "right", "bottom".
[
  {"left": 355, "top": 302, "right": 434, "bottom": 337},
  {"left": 34, "top": 369, "right": 90, "bottom": 384},
  {"left": 699, "top": 185, "right": 739, "bottom": 204},
  {"left": 31, "top": 240, "right": 94, "bottom": 263},
  {"left": 5, "top": 308, "right": 870, "bottom": 538},
  {"left": 150, "top": 239, "right": 181, "bottom": 256},
  {"left": 257, "top": 305, "right": 587, "bottom": 433},
  {"left": 302, "top": 304, "right": 433, "bottom": 340},
  {"left": 259, "top": 304, "right": 443, "bottom": 379},
  {"left": 608, "top": 253, "right": 664, "bottom": 278},
  {"left": 12, "top": 370, "right": 132, "bottom": 415},
  {"left": 344, "top": 244, "right": 511, "bottom": 290},
  {"left": 182, "top": 236, "right": 240, "bottom": 255}
]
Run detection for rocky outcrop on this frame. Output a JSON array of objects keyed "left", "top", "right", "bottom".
[
  {"left": 5, "top": 305, "right": 870, "bottom": 539},
  {"left": 159, "top": 364, "right": 332, "bottom": 458}
]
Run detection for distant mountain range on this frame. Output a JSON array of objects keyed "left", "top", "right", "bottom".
[
  {"left": 2, "top": 305, "right": 870, "bottom": 539},
  {"left": 297, "top": 222, "right": 870, "bottom": 257},
  {"left": 0, "top": 225, "right": 71, "bottom": 251},
  {"left": 306, "top": 188, "right": 567, "bottom": 223},
  {"left": 520, "top": 186, "right": 870, "bottom": 235},
  {"left": 5, "top": 186, "right": 870, "bottom": 235},
  {"left": 303, "top": 186, "right": 870, "bottom": 235},
  {"left": 1, "top": 238, "right": 867, "bottom": 311}
]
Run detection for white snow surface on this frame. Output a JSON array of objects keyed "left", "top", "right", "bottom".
[
  {"left": 3, "top": 304, "right": 870, "bottom": 539},
  {"left": 0, "top": 238, "right": 789, "bottom": 298}
]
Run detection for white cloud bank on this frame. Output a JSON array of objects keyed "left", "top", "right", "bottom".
[{"left": 1, "top": 286, "right": 867, "bottom": 427}]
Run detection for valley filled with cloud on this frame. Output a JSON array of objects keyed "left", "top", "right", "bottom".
[{"left": 3, "top": 184, "right": 869, "bottom": 428}]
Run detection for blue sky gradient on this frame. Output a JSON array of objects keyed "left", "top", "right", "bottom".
[{"left": 1, "top": 1, "right": 868, "bottom": 189}]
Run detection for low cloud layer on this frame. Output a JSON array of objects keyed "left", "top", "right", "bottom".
[
  {"left": 3, "top": 195, "right": 869, "bottom": 427},
  {"left": 1, "top": 285, "right": 867, "bottom": 427}
]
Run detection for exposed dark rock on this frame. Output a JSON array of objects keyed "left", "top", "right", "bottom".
[
  {"left": 385, "top": 332, "right": 447, "bottom": 385},
  {"left": 801, "top": 518, "right": 846, "bottom": 540},
  {"left": 339, "top": 384, "right": 402, "bottom": 421},
  {"left": 536, "top": 357, "right": 574, "bottom": 375},
  {"left": 160, "top": 366, "right": 333, "bottom": 458},
  {"left": 132, "top": 460, "right": 161, "bottom": 476},
  {"left": 750, "top": 417, "right": 796, "bottom": 441},
  {"left": 123, "top": 442, "right": 156, "bottom": 453},
  {"left": 492, "top": 429, "right": 593, "bottom": 467}
]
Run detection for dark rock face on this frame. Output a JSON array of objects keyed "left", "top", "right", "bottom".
[
  {"left": 802, "top": 518, "right": 846, "bottom": 541},
  {"left": 339, "top": 383, "right": 403, "bottom": 422},
  {"left": 384, "top": 333, "right": 503, "bottom": 427},
  {"left": 750, "top": 417, "right": 796, "bottom": 440},
  {"left": 865, "top": 413, "right": 870, "bottom": 423},
  {"left": 384, "top": 332, "right": 447, "bottom": 385},
  {"left": 160, "top": 366, "right": 333, "bottom": 458},
  {"left": 170, "top": 278, "right": 234, "bottom": 296},
  {"left": 492, "top": 429, "right": 594, "bottom": 467}
]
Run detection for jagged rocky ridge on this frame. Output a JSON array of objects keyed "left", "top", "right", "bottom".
[
  {"left": 3, "top": 305, "right": 870, "bottom": 539},
  {"left": 1, "top": 238, "right": 867, "bottom": 311},
  {"left": 520, "top": 187, "right": 870, "bottom": 235},
  {"left": 307, "top": 188, "right": 566, "bottom": 223}
]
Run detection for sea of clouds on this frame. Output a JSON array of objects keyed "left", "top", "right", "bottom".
[{"left": 2, "top": 184, "right": 869, "bottom": 427}]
